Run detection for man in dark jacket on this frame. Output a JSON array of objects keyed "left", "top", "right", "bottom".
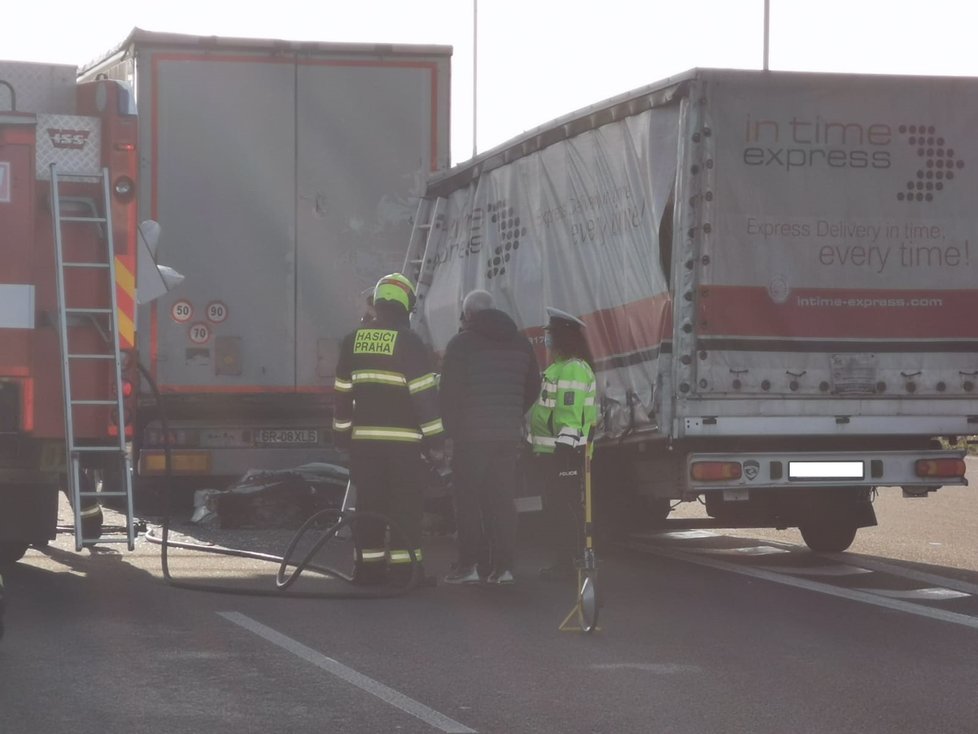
[{"left": 439, "top": 289, "right": 541, "bottom": 584}]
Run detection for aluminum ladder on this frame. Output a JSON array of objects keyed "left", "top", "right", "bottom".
[
  {"left": 402, "top": 196, "right": 446, "bottom": 306},
  {"left": 50, "top": 165, "right": 136, "bottom": 551}
]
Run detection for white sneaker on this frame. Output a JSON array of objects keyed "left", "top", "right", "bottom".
[
  {"left": 443, "top": 566, "right": 481, "bottom": 584},
  {"left": 487, "top": 569, "right": 514, "bottom": 585}
]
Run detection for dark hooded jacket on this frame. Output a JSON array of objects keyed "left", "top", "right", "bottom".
[{"left": 438, "top": 308, "right": 541, "bottom": 444}]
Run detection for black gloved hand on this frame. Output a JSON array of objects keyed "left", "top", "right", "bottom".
[{"left": 426, "top": 447, "right": 451, "bottom": 477}]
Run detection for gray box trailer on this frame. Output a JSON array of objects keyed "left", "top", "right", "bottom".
[
  {"left": 81, "top": 30, "right": 451, "bottom": 497},
  {"left": 406, "top": 68, "right": 975, "bottom": 551}
]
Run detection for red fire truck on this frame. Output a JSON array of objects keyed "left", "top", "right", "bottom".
[{"left": 0, "top": 60, "right": 149, "bottom": 562}]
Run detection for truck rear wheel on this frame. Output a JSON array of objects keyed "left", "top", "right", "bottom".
[
  {"left": 0, "top": 542, "right": 29, "bottom": 564},
  {"left": 799, "top": 520, "right": 858, "bottom": 553}
]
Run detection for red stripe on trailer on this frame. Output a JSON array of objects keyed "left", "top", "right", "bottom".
[
  {"left": 580, "top": 293, "right": 673, "bottom": 360},
  {"left": 520, "top": 294, "right": 673, "bottom": 366},
  {"left": 698, "top": 286, "right": 978, "bottom": 340},
  {"left": 158, "top": 384, "right": 330, "bottom": 394}
]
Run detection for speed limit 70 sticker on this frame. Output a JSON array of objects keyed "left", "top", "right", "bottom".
[{"left": 188, "top": 322, "right": 211, "bottom": 344}]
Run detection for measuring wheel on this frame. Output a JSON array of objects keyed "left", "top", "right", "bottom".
[
  {"left": 559, "top": 445, "right": 601, "bottom": 633},
  {"left": 577, "top": 549, "right": 599, "bottom": 633}
]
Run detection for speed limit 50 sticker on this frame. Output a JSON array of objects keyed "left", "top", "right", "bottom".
[{"left": 171, "top": 300, "right": 193, "bottom": 323}]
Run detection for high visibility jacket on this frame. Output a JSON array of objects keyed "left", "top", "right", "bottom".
[
  {"left": 332, "top": 315, "right": 444, "bottom": 447},
  {"left": 529, "top": 357, "right": 596, "bottom": 454}
]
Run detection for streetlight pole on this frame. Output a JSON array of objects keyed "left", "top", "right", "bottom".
[
  {"left": 763, "top": 0, "right": 770, "bottom": 71},
  {"left": 473, "top": 0, "right": 478, "bottom": 158}
]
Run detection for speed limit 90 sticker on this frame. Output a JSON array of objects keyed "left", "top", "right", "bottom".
[{"left": 206, "top": 300, "right": 228, "bottom": 323}]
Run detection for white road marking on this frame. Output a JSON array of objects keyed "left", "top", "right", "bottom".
[
  {"left": 589, "top": 663, "right": 701, "bottom": 674},
  {"left": 820, "top": 553, "right": 978, "bottom": 597},
  {"left": 629, "top": 542, "right": 978, "bottom": 631},
  {"left": 218, "top": 612, "right": 476, "bottom": 734},
  {"left": 693, "top": 545, "right": 790, "bottom": 556},
  {"left": 774, "top": 565, "right": 874, "bottom": 577},
  {"left": 652, "top": 530, "right": 719, "bottom": 540},
  {"left": 853, "top": 587, "right": 971, "bottom": 601}
]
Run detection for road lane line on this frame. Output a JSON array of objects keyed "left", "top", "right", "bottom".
[
  {"left": 852, "top": 587, "right": 971, "bottom": 601},
  {"left": 820, "top": 553, "right": 978, "bottom": 596},
  {"left": 648, "top": 530, "right": 719, "bottom": 540},
  {"left": 218, "top": 612, "right": 476, "bottom": 734},
  {"left": 693, "top": 545, "right": 790, "bottom": 556},
  {"left": 774, "top": 565, "right": 874, "bottom": 577},
  {"left": 629, "top": 542, "right": 978, "bottom": 631},
  {"left": 589, "top": 663, "right": 701, "bottom": 674}
]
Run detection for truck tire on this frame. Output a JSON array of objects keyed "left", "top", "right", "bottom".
[
  {"left": 0, "top": 542, "right": 29, "bottom": 564},
  {"left": 799, "top": 521, "right": 858, "bottom": 553}
]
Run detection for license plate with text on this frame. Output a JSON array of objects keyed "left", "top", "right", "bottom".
[{"left": 254, "top": 429, "right": 319, "bottom": 445}]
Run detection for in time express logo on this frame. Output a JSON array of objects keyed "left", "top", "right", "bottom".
[
  {"left": 742, "top": 115, "right": 891, "bottom": 170},
  {"left": 742, "top": 115, "right": 965, "bottom": 203},
  {"left": 426, "top": 198, "right": 525, "bottom": 280}
]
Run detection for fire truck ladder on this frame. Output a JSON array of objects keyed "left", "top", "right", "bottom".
[
  {"left": 50, "top": 165, "right": 136, "bottom": 552},
  {"left": 402, "top": 196, "right": 446, "bottom": 306}
]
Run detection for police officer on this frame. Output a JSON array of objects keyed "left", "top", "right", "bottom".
[
  {"left": 529, "top": 307, "right": 597, "bottom": 581},
  {"left": 332, "top": 273, "right": 445, "bottom": 585}
]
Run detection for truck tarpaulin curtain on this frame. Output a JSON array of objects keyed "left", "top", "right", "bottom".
[{"left": 419, "top": 105, "right": 681, "bottom": 438}]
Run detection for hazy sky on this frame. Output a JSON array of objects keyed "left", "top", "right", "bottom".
[{"left": 7, "top": 0, "right": 978, "bottom": 164}]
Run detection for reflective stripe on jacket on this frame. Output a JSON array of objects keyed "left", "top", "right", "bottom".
[{"left": 528, "top": 357, "right": 596, "bottom": 454}]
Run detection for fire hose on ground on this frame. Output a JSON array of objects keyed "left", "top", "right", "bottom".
[{"left": 136, "top": 360, "right": 424, "bottom": 599}]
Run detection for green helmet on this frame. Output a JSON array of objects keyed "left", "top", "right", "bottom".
[{"left": 373, "top": 272, "right": 417, "bottom": 312}]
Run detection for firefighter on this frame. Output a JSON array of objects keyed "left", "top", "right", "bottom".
[
  {"left": 332, "top": 273, "right": 445, "bottom": 585},
  {"left": 529, "top": 307, "right": 597, "bottom": 581}
]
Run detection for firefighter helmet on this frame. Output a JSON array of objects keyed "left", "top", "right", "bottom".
[{"left": 373, "top": 273, "right": 417, "bottom": 312}]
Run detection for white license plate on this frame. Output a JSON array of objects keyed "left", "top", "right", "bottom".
[
  {"left": 254, "top": 429, "right": 319, "bottom": 445},
  {"left": 788, "top": 461, "right": 863, "bottom": 479}
]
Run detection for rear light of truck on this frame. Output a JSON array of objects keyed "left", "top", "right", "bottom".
[
  {"left": 21, "top": 378, "right": 33, "bottom": 433},
  {"left": 915, "top": 458, "right": 966, "bottom": 478},
  {"left": 138, "top": 449, "right": 211, "bottom": 475},
  {"left": 690, "top": 461, "right": 743, "bottom": 481}
]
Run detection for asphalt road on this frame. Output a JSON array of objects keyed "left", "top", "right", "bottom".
[{"left": 1, "top": 461, "right": 977, "bottom": 734}]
